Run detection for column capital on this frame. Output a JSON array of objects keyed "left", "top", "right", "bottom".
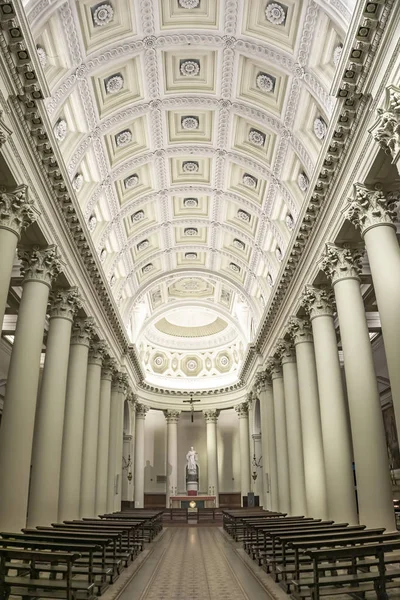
[
  {"left": 127, "top": 390, "right": 137, "bottom": 404},
  {"left": 0, "top": 185, "right": 39, "bottom": 239},
  {"left": 112, "top": 371, "right": 130, "bottom": 394},
  {"left": 136, "top": 403, "right": 149, "bottom": 419},
  {"left": 276, "top": 338, "right": 296, "bottom": 364},
  {"left": 235, "top": 401, "right": 249, "bottom": 418},
  {"left": 246, "top": 390, "right": 254, "bottom": 405},
  {"left": 302, "top": 285, "right": 335, "bottom": 320},
  {"left": 101, "top": 356, "right": 118, "bottom": 381},
  {"left": 370, "top": 84, "right": 400, "bottom": 164},
  {"left": 48, "top": 287, "right": 81, "bottom": 322},
  {"left": 88, "top": 340, "right": 109, "bottom": 366},
  {"left": 164, "top": 409, "right": 180, "bottom": 423},
  {"left": 70, "top": 317, "right": 95, "bottom": 347},
  {"left": 288, "top": 316, "right": 313, "bottom": 344},
  {"left": 319, "top": 243, "right": 363, "bottom": 285},
  {"left": 19, "top": 245, "right": 63, "bottom": 288},
  {"left": 266, "top": 356, "right": 283, "bottom": 380},
  {"left": 203, "top": 409, "right": 219, "bottom": 423},
  {"left": 254, "top": 370, "right": 272, "bottom": 394},
  {"left": 347, "top": 183, "right": 397, "bottom": 235}
]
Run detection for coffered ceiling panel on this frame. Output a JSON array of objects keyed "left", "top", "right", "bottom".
[{"left": 24, "top": 0, "right": 352, "bottom": 390}]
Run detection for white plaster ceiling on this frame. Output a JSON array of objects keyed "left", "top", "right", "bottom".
[{"left": 23, "top": 0, "right": 353, "bottom": 388}]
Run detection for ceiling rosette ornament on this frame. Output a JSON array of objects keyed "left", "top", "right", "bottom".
[
  {"left": 36, "top": 45, "right": 47, "bottom": 68},
  {"left": 184, "top": 227, "right": 198, "bottom": 236},
  {"left": 182, "top": 161, "right": 199, "bottom": 173},
  {"left": 333, "top": 44, "right": 343, "bottom": 67},
  {"left": 184, "top": 197, "right": 198, "bottom": 208},
  {"left": 124, "top": 174, "right": 139, "bottom": 189},
  {"left": 115, "top": 130, "right": 132, "bottom": 147},
  {"left": 92, "top": 3, "right": 114, "bottom": 27},
  {"left": 285, "top": 214, "right": 294, "bottom": 230},
  {"left": 265, "top": 2, "right": 286, "bottom": 25},
  {"left": 72, "top": 173, "right": 83, "bottom": 191},
  {"left": 267, "top": 273, "right": 273, "bottom": 287},
  {"left": 185, "top": 252, "right": 197, "bottom": 259},
  {"left": 313, "top": 117, "right": 327, "bottom": 140},
  {"left": 248, "top": 129, "right": 266, "bottom": 146},
  {"left": 137, "top": 239, "right": 150, "bottom": 251},
  {"left": 105, "top": 74, "right": 124, "bottom": 94},
  {"left": 256, "top": 72, "right": 275, "bottom": 93},
  {"left": 297, "top": 172, "right": 309, "bottom": 192},
  {"left": 181, "top": 116, "right": 199, "bottom": 130},
  {"left": 180, "top": 60, "right": 200, "bottom": 77},
  {"left": 230, "top": 262, "right": 241, "bottom": 273},
  {"left": 88, "top": 214, "right": 97, "bottom": 232},
  {"left": 243, "top": 173, "right": 257, "bottom": 188},
  {"left": 178, "top": 0, "right": 200, "bottom": 8},
  {"left": 142, "top": 263, "right": 154, "bottom": 274},
  {"left": 233, "top": 238, "right": 245, "bottom": 250},
  {"left": 54, "top": 118, "right": 67, "bottom": 141},
  {"left": 132, "top": 210, "right": 145, "bottom": 222}
]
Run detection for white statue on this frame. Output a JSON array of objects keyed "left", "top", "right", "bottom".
[{"left": 186, "top": 446, "right": 198, "bottom": 474}]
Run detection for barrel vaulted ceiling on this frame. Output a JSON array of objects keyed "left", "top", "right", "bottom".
[{"left": 22, "top": 0, "right": 354, "bottom": 388}]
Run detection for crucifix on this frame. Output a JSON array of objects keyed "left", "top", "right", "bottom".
[{"left": 183, "top": 393, "right": 200, "bottom": 422}]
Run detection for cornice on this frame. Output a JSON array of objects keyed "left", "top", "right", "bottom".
[{"left": 239, "top": 0, "right": 392, "bottom": 382}]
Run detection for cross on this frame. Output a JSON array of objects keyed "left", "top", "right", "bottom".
[{"left": 183, "top": 393, "right": 200, "bottom": 422}]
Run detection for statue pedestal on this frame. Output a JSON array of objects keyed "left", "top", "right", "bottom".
[{"left": 187, "top": 481, "right": 198, "bottom": 496}]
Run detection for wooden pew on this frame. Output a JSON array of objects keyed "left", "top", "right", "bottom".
[
  {"left": 294, "top": 537, "right": 400, "bottom": 600},
  {"left": 197, "top": 508, "right": 216, "bottom": 523},
  {"left": 0, "top": 548, "right": 84, "bottom": 600}
]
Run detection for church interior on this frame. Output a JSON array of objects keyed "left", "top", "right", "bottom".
[{"left": 0, "top": 0, "right": 400, "bottom": 598}]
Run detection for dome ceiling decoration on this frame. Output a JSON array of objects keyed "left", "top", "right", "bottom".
[{"left": 23, "top": 0, "right": 353, "bottom": 389}]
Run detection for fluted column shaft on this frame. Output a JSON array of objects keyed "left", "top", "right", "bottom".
[
  {"left": 28, "top": 289, "right": 80, "bottom": 527},
  {"left": 58, "top": 318, "right": 94, "bottom": 521},
  {"left": 204, "top": 410, "right": 219, "bottom": 506},
  {"left": 95, "top": 359, "right": 115, "bottom": 516},
  {"left": 321, "top": 245, "right": 395, "bottom": 530},
  {"left": 269, "top": 359, "right": 291, "bottom": 514},
  {"left": 235, "top": 402, "right": 251, "bottom": 504},
  {"left": 278, "top": 341, "right": 307, "bottom": 516},
  {"left": 0, "top": 186, "right": 38, "bottom": 327},
  {"left": 348, "top": 185, "right": 400, "bottom": 453},
  {"left": 134, "top": 404, "right": 148, "bottom": 508},
  {"left": 106, "top": 373, "right": 128, "bottom": 513},
  {"left": 303, "top": 286, "right": 358, "bottom": 523},
  {"left": 165, "top": 410, "right": 180, "bottom": 507},
  {"left": 80, "top": 341, "right": 107, "bottom": 518},
  {"left": 289, "top": 317, "right": 328, "bottom": 519},
  {"left": 0, "top": 246, "right": 61, "bottom": 531}
]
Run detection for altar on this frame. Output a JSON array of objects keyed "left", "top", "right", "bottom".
[{"left": 170, "top": 495, "right": 216, "bottom": 509}]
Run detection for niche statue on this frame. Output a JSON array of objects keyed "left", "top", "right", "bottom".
[{"left": 186, "top": 446, "right": 199, "bottom": 485}]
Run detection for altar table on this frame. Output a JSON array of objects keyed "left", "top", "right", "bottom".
[{"left": 170, "top": 495, "right": 216, "bottom": 509}]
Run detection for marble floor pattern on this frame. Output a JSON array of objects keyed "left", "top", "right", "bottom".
[{"left": 118, "top": 527, "right": 273, "bottom": 600}]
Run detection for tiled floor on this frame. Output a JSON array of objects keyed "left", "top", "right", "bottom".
[{"left": 118, "top": 527, "right": 273, "bottom": 600}]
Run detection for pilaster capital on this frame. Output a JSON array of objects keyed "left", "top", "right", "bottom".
[
  {"left": 265, "top": 356, "right": 282, "bottom": 380},
  {"left": 18, "top": 245, "right": 63, "bottom": 288},
  {"left": 112, "top": 370, "right": 130, "bottom": 394},
  {"left": 347, "top": 183, "right": 397, "bottom": 235},
  {"left": 287, "top": 316, "right": 313, "bottom": 344},
  {"left": 302, "top": 285, "right": 335, "bottom": 320},
  {"left": 136, "top": 402, "right": 149, "bottom": 419},
  {"left": 370, "top": 85, "right": 400, "bottom": 164},
  {"left": 246, "top": 390, "right": 254, "bottom": 405},
  {"left": 127, "top": 390, "right": 137, "bottom": 404},
  {"left": 70, "top": 317, "right": 95, "bottom": 347},
  {"left": 164, "top": 409, "right": 180, "bottom": 423},
  {"left": 276, "top": 338, "right": 296, "bottom": 364},
  {"left": 319, "top": 243, "right": 363, "bottom": 285},
  {"left": 254, "top": 370, "right": 271, "bottom": 395},
  {"left": 88, "top": 340, "right": 109, "bottom": 366},
  {"left": 235, "top": 401, "right": 249, "bottom": 418},
  {"left": 0, "top": 185, "right": 39, "bottom": 238},
  {"left": 48, "top": 287, "right": 81, "bottom": 321},
  {"left": 101, "top": 356, "right": 118, "bottom": 381},
  {"left": 203, "top": 409, "right": 219, "bottom": 423}
]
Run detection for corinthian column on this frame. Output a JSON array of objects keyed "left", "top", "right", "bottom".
[
  {"left": 28, "top": 288, "right": 81, "bottom": 527},
  {"left": 204, "top": 410, "right": 219, "bottom": 506},
  {"left": 0, "top": 246, "right": 62, "bottom": 531},
  {"left": 95, "top": 357, "right": 117, "bottom": 516},
  {"left": 302, "top": 286, "right": 358, "bottom": 523},
  {"left": 267, "top": 356, "right": 290, "bottom": 514},
  {"left": 288, "top": 317, "right": 327, "bottom": 519},
  {"left": 235, "top": 402, "right": 251, "bottom": 504},
  {"left": 58, "top": 317, "right": 95, "bottom": 521},
  {"left": 134, "top": 403, "right": 149, "bottom": 508},
  {"left": 277, "top": 340, "right": 307, "bottom": 516},
  {"left": 0, "top": 186, "right": 38, "bottom": 327},
  {"left": 107, "top": 372, "right": 128, "bottom": 513},
  {"left": 321, "top": 244, "right": 395, "bottom": 530},
  {"left": 348, "top": 184, "right": 400, "bottom": 450},
  {"left": 257, "top": 371, "right": 278, "bottom": 511},
  {"left": 165, "top": 410, "right": 180, "bottom": 507}
]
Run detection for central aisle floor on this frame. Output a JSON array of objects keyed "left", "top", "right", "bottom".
[{"left": 118, "top": 526, "right": 273, "bottom": 600}]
